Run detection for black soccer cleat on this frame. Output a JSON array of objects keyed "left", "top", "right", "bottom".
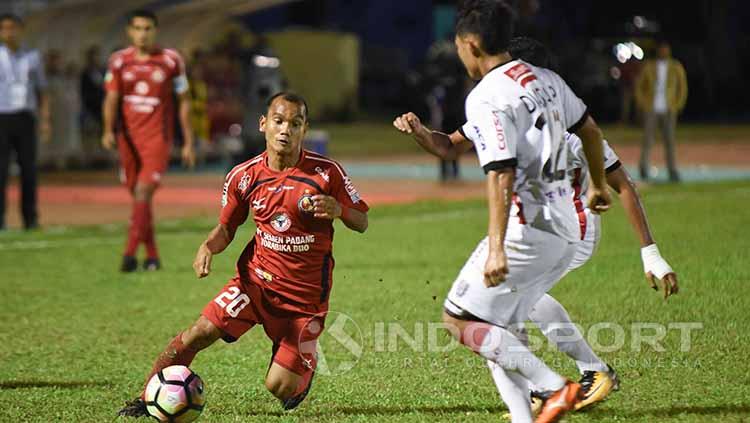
[
  {"left": 117, "top": 397, "right": 149, "bottom": 418},
  {"left": 143, "top": 258, "right": 161, "bottom": 271},
  {"left": 281, "top": 371, "right": 315, "bottom": 411},
  {"left": 121, "top": 256, "right": 138, "bottom": 273}
]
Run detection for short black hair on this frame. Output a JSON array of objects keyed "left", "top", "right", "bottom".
[
  {"left": 0, "top": 13, "right": 23, "bottom": 26},
  {"left": 508, "top": 36, "right": 552, "bottom": 68},
  {"left": 455, "top": 0, "right": 515, "bottom": 55},
  {"left": 128, "top": 9, "right": 158, "bottom": 27},
  {"left": 265, "top": 92, "right": 309, "bottom": 121}
]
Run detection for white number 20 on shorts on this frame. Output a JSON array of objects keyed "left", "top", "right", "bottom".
[{"left": 214, "top": 286, "right": 251, "bottom": 318}]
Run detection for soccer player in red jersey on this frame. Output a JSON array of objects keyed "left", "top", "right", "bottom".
[
  {"left": 118, "top": 92, "right": 369, "bottom": 417},
  {"left": 101, "top": 9, "right": 195, "bottom": 272}
]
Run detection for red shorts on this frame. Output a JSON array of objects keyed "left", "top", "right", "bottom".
[
  {"left": 117, "top": 136, "right": 171, "bottom": 192},
  {"left": 202, "top": 275, "right": 327, "bottom": 377}
]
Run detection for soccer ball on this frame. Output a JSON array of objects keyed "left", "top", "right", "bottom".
[{"left": 144, "top": 365, "right": 205, "bottom": 422}]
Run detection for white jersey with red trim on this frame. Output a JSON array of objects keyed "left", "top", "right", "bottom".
[
  {"left": 567, "top": 133, "right": 620, "bottom": 210},
  {"left": 460, "top": 60, "right": 590, "bottom": 242}
]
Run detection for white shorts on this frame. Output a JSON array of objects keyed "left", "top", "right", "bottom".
[
  {"left": 444, "top": 222, "right": 578, "bottom": 327},
  {"left": 567, "top": 210, "right": 601, "bottom": 272}
]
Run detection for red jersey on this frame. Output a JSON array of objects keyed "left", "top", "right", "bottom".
[
  {"left": 220, "top": 150, "right": 369, "bottom": 306},
  {"left": 104, "top": 46, "right": 188, "bottom": 148}
]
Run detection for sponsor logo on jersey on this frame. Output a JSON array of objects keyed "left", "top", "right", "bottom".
[
  {"left": 268, "top": 185, "right": 295, "bottom": 193},
  {"left": 135, "top": 81, "right": 149, "bottom": 95},
  {"left": 254, "top": 267, "right": 273, "bottom": 282},
  {"left": 473, "top": 125, "right": 486, "bottom": 151},
  {"left": 151, "top": 69, "right": 165, "bottom": 82},
  {"left": 298, "top": 191, "right": 315, "bottom": 213},
  {"left": 343, "top": 177, "right": 361, "bottom": 204},
  {"left": 252, "top": 197, "right": 266, "bottom": 210},
  {"left": 491, "top": 111, "right": 507, "bottom": 150},
  {"left": 238, "top": 174, "right": 251, "bottom": 192},
  {"left": 123, "top": 71, "right": 135, "bottom": 81},
  {"left": 315, "top": 166, "right": 330, "bottom": 182},
  {"left": 221, "top": 181, "right": 229, "bottom": 207},
  {"left": 270, "top": 213, "right": 292, "bottom": 233}
]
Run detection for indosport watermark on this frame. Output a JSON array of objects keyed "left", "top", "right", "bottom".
[{"left": 299, "top": 312, "right": 703, "bottom": 376}]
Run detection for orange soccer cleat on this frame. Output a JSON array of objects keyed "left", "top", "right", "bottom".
[{"left": 535, "top": 380, "right": 582, "bottom": 423}]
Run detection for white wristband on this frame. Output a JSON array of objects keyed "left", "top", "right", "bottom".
[{"left": 641, "top": 244, "right": 674, "bottom": 279}]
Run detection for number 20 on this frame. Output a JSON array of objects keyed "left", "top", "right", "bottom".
[{"left": 214, "top": 287, "right": 250, "bottom": 317}]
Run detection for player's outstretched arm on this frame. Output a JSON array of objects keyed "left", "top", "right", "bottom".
[
  {"left": 392, "top": 112, "right": 472, "bottom": 160},
  {"left": 311, "top": 195, "right": 368, "bottom": 233},
  {"left": 193, "top": 224, "right": 237, "bottom": 278},
  {"left": 607, "top": 167, "right": 679, "bottom": 299},
  {"left": 484, "top": 169, "right": 514, "bottom": 287},
  {"left": 575, "top": 116, "right": 611, "bottom": 214}
]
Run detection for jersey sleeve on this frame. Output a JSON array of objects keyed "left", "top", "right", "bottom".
[
  {"left": 170, "top": 51, "right": 189, "bottom": 95},
  {"left": 554, "top": 73, "right": 589, "bottom": 133},
  {"left": 31, "top": 51, "right": 48, "bottom": 90},
  {"left": 104, "top": 54, "right": 121, "bottom": 93},
  {"left": 219, "top": 170, "right": 250, "bottom": 230},
  {"left": 464, "top": 99, "right": 518, "bottom": 174},
  {"left": 328, "top": 164, "right": 369, "bottom": 213},
  {"left": 602, "top": 139, "right": 622, "bottom": 173}
]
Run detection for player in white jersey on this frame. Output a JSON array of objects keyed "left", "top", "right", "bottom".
[
  {"left": 396, "top": 35, "right": 679, "bottom": 419},
  {"left": 393, "top": 2, "right": 611, "bottom": 422}
]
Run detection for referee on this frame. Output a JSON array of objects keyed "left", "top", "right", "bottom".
[{"left": 0, "top": 13, "right": 50, "bottom": 231}]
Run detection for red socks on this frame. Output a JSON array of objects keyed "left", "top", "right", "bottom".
[
  {"left": 123, "top": 201, "right": 158, "bottom": 259},
  {"left": 141, "top": 332, "right": 198, "bottom": 398},
  {"left": 143, "top": 205, "right": 159, "bottom": 259}
]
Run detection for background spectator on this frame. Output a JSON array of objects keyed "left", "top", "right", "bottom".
[{"left": 635, "top": 40, "right": 688, "bottom": 182}]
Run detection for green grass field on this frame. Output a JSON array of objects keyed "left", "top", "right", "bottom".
[{"left": 1, "top": 181, "right": 749, "bottom": 422}]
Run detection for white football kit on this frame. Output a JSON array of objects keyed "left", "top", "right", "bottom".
[
  {"left": 444, "top": 60, "right": 591, "bottom": 327},
  {"left": 565, "top": 133, "right": 622, "bottom": 270}
]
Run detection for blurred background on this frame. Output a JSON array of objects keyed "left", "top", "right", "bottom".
[{"left": 1, "top": 0, "right": 749, "bottom": 227}]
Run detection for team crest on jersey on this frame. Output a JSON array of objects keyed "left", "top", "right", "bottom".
[
  {"left": 315, "top": 166, "right": 330, "bottom": 182},
  {"left": 151, "top": 69, "right": 165, "bottom": 83},
  {"left": 455, "top": 280, "right": 470, "bottom": 297},
  {"left": 271, "top": 213, "right": 292, "bottom": 233},
  {"left": 123, "top": 71, "right": 135, "bottom": 81},
  {"left": 298, "top": 191, "right": 315, "bottom": 213},
  {"left": 238, "top": 174, "right": 251, "bottom": 192},
  {"left": 135, "top": 81, "right": 149, "bottom": 95}
]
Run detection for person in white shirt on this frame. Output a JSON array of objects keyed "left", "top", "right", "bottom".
[
  {"left": 393, "top": 2, "right": 611, "bottom": 422},
  {"left": 634, "top": 40, "right": 688, "bottom": 182},
  {"left": 0, "top": 13, "right": 50, "bottom": 230}
]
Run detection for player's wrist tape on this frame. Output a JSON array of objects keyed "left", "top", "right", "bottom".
[{"left": 641, "top": 244, "right": 673, "bottom": 279}]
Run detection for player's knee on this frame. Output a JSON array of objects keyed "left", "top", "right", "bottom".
[
  {"left": 134, "top": 183, "right": 157, "bottom": 201},
  {"left": 264, "top": 375, "right": 296, "bottom": 400},
  {"left": 183, "top": 318, "right": 221, "bottom": 351},
  {"left": 441, "top": 311, "right": 463, "bottom": 341}
]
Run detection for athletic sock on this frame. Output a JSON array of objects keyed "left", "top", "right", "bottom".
[
  {"left": 143, "top": 202, "right": 159, "bottom": 259},
  {"left": 487, "top": 360, "right": 533, "bottom": 423},
  {"left": 461, "top": 322, "right": 565, "bottom": 392},
  {"left": 529, "top": 294, "right": 608, "bottom": 373},
  {"left": 141, "top": 332, "right": 198, "bottom": 398},
  {"left": 124, "top": 201, "right": 148, "bottom": 257}
]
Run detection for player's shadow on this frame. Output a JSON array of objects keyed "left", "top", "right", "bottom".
[
  {"left": 0, "top": 380, "right": 111, "bottom": 390},
  {"left": 247, "top": 403, "right": 505, "bottom": 417},
  {"left": 584, "top": 403, "right": 750, "bottom": 419}
]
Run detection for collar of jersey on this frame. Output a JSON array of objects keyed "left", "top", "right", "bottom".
[{"left": 262, "top": 149, "right": 306, "bottom": 174}]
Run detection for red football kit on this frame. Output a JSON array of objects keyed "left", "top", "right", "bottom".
[
  {"left": 104, "top": 46, "right": 188, "bottom": 190},
  {"left": 202, "top": 150, "right": 369, "bottom": 376}
]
